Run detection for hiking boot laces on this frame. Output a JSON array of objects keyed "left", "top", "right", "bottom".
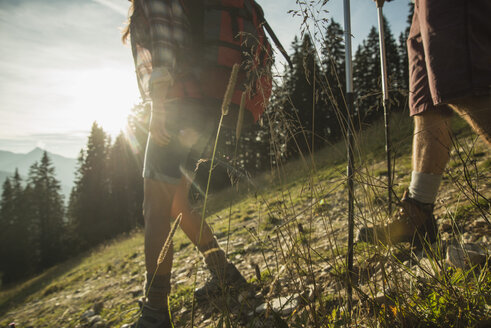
[{"left": 358, "top": 191, "right": 438, "bottom": 248}]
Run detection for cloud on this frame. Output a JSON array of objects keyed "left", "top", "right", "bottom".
[
  {"left": 92, "top": 0, "right": 128, "bottom": 16},
  {"left": 0, "top": 0, "right": 410, "bottom": 158},
  {"left": 0, "top": 0, "right": 136, "bottom": 137}
]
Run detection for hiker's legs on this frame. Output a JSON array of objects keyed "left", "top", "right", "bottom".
[
  {"left": 171, "top": 176, "right": 246, "bottom": 299},
  {"left": 448, "top": 95, "right": 491, "bottom": 146},
  {"left": 412, "top": 110, "right": 452, "bottom": 175},
  {"left": 357, "top": 111, "right": 449, "bottom": 245},
  {"left": 144, "top": 178, "right": 178, "bottom": 275},
  {"left": 358, "top": 110, "right": 450, "bottom": 245},
  {"left": 171, "top": 176, "right": 216, "bottom": 249},
  {"left": 409, "top": 95, "right": 491, "bottom": 204},
  {"left": 408, "top": 110, "right": 452, "bottom": 204},
  {"left": 143, "top": 178, "right": 177, "bottom": 309}
]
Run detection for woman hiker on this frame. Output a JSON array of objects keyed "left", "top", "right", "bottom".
[{"left": 121, "top": 0, "right": 267, "bottom": 326}]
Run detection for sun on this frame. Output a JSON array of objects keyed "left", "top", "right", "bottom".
[{"left": 67, "top": 66, "right": 140, "bottom": 139}]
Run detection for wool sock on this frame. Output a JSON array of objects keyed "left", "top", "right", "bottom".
[
  {"left": 408, "top": 171, "right": 442, "bottom": 204},
  {"left": 198, "top": 238, "right": 228, "bottom": 276},
  {"left": 144, "top": 273, "right": 171, "bottom": 311}
]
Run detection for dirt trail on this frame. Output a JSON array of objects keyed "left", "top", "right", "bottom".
[{"left": 2, "top": 140, "right": 490, "bottom": 327}]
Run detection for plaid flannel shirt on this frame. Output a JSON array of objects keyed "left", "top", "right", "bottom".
[{"left": 131, "top": 0, "right": 192, "bottom": 102}]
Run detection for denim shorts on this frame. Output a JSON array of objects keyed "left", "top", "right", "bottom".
[{"left": 143, "top": 100, "right": 219, "bottom": 184}]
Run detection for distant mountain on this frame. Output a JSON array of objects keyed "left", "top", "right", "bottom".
[{"left": 0, "top": 148, "right": 77, "bottom": 201}]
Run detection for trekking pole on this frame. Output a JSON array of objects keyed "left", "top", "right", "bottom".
[
  {"left": 253, "top": 2, "right": 293, "bottom": 69},
  {"left": 343, "top": 0, "right": 355, "bottom": 315},
  {"left": 376, "top": 0, "right": 392, "bottom": 214},
  {"left": 263, "top": 21, "right": 293, "bottom": 69}
]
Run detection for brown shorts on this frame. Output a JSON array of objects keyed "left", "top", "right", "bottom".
[{"left": 408, "top": 0, "right": 491, "bottom": 116}]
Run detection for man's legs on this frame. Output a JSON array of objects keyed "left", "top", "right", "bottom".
[
  {"left": 358, "top": 110, "right": 451, "bottom": 246},
  {"left": 408, "top": 110, "right": 452, "bottom": 205},
  {"left": 410, "top": 95, "right": 491, "bottom": 204},
  {"left": 359, "top": 100, "right": 490, "bottom": 246}
]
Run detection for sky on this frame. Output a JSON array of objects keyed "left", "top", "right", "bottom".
[{"left": 0, "top": 0, "right": 410, "bottom": 158}]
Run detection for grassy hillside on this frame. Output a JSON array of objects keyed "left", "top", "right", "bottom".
[{"left": 1, "top": 113, "right": 490, "bottom": 327}]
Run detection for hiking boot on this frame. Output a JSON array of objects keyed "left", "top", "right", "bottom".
[
  {"left": 130, "top": 304, "right": 173, "bottom": 328},
  {"left": 358, "top": 191, "right": 438, "bottom": 248},
  {"left": 194, "top": 262, "right": 248, "bottom": 300}
]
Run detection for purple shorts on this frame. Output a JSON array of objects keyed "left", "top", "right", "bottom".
[{"left": 408, "top": 0, "right": 491, "bottom": 116}]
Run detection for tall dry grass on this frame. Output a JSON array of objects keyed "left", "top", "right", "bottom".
[{"left": 141, "top": 2, "right": 490, "bottom": 327}]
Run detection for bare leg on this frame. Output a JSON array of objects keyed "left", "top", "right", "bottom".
[
  {"left": 143, "top": 178, "right": 177, "bottom": 276},
  {"left": 138, "top": 178, "right": 188, "bottom": 318},
  {"left": 144, "top": 176, "right": 217, "bottom": 273},
  {"left": 448, "top": 95, "right": 491, "bottom": 146},
  {"left": 142, "top": 178, "right": 177, "bottom": 311},
  {"left": 173, "top": 174, "right": 246, "bottom": 298},
  {"left": 408, "top": 110, "right": 452, "bottom": 204},
  {"left": 358, "top": 110, "right": 452, "bottom": 245},
  {"left": 412, "top": 110, "right": 452, "bottom": 175},
  {"left": 171, "top": 176, "right": 216, "bottom": 249}
]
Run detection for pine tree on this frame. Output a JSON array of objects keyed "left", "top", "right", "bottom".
[
  {"left": 27, "top": 152, "right": 66, "bottom": 268},
  {"left": 69, "top": 122, "right": 111, "bottom": 249},
  {"left": 0, "top": 177, "right": 13, "bottom": 283},
  {"left": 382, "top": 17, "right": 401, "bottom": 91},
  {"left": 0, "top": 171, "right": 37, "bottom": 282},
  {"left": 353, "top": 27, "right": 380, "bottom": 124},
  {"left": 108, "top": 133, "right": 142, "bottom": 233},
  {"left": 0, "top": 178, "right": 13, "bottom": 228},
  {"left": 282, "top": 34, "right": 326, "bottom": 155},
  {"left": 398, "top": 3, "right": 415, "bottom": 94},
  {"left": 127, "top": 102, "right": 151, "bottom": 159},
  {"left": 320, "top": 19, "right": 345, "bottom": 141},
  {"left": 125, "top": 102, "right": 149, "bottom": 224},
  {"left": 398, "top": 31, "right": 409, "bottom": 91},
  {"left": 353, "top": 17, "right": 401, "bottom": 124},
  {"left": 258, "top": 81, "right": 293, "bottom": 167}
]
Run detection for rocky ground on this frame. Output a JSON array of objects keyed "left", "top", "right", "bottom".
[{"left": 1, "top": 129, "right": 490, "bottom": 328}]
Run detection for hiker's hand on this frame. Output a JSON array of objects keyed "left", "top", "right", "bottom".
[
  {"left": 372, "top": 0, "right": 391, "bottom": 7},
  {"left": 149, "top": 104, "right": 171, "bottom": 146}
]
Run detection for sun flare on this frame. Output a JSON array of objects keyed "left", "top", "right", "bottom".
[{"left": 67, "top": 66, "right": 139, "bottom": 138}]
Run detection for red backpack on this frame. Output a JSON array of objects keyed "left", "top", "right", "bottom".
[{"left": 170, "top": 0, "right": 274, "bottom": 125}]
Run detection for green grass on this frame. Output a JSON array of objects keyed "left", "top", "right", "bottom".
[
  {"left": 1, "top": 113, "right": 490, "bottom": 327},
  {"left": 0, "top": 232, "right": 144, "bottom": 327}
]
